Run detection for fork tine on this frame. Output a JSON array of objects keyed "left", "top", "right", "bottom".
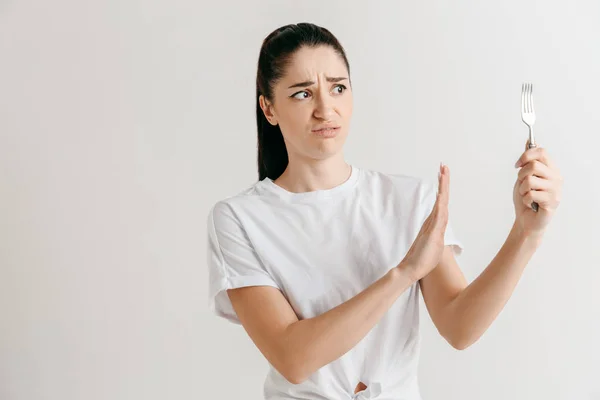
[
  {"left": 530, "top": 83, "right": 534, "bottom": 113},
  {"left": 524, "top": 83, "right": 528, "bottom": 113},
  {"left": 529, "top": 83, "right": 533, "bottom": 113},
  {"left": 527, "top": 83, "right": 532, "bottom": 113},
  {"left": 521, "top": 83, "right": 526, "bottom": 113},
  {"left": 530, "top": 84, "right": 535, "bottom": 114}
]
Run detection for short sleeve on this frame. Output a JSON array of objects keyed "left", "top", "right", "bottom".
[
  {"left": 206, "top": 201, "right": 281, "bottom": 325},
  {"left": 420, "top": 179, "right": 464, "bottom": 257}
]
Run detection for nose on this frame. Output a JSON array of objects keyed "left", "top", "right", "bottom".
[{"left": 313, "top": 91, "right": 336, "bottom": 121}]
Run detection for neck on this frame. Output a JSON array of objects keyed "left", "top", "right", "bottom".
[{"left": 273, "top": 154, "right": 351, "bottom": 193}]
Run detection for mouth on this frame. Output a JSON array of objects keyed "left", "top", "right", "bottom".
[{"left": 311, "top": 126, "right": 341, "bottom": 137}]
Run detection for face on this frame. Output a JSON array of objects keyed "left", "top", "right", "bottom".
[{"left": 259, "top": 45, "right": 353, "bottom": 163}]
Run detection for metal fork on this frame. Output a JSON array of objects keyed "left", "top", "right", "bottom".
[{"left": 521, "top": 82, "right": 539, "bottom": 212}]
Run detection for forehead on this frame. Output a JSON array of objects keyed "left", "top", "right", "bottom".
[{"left": 281, "top": 45, "right": 348, "bottom": 82}]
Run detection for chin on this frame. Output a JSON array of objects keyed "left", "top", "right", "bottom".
[{"left": 310, "top": 137, "right": 346, "bottom": 158}]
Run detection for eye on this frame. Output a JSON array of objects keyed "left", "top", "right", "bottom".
[
  {"left": 332, "top": 84, "right": 347, "bottom": 94},
  {"left": 291, "top": 90, "right": 310, "bottom": 100}
]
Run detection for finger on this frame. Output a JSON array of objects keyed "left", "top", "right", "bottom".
[
  {"left": 525, "top": 138, "right": 535, "bottom": 151},
  {"left": 515, "top": 146, "right": 556, "bottom": 169},
  {"left": 436, "top": 164, "right": 450, "bottom": 208},
  {"left": 523, "top": 190, "right": 553, "bottom": 210},
  {"left": 515, "top": 145, "right": 554, "bottom": 168},
  {"left": 433, "top": 164, "right": 449, "bottom": 229},
  {"left": 518, "top": 175, "right": 553, "bottom": 196},
  {"left": 517, "top": 160, "right": 554, "bottom": 182}
]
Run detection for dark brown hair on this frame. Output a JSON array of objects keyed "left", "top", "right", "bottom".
[{"left": 256, "top": 23, "right": 350, "bottom": 181}]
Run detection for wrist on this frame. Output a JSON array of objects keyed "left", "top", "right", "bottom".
[
  {"left": 512, "top": 222, "right": 544, "bottom": 248},
  {"left": 393, "top": 261, "right": 420, "bottom": 285}
]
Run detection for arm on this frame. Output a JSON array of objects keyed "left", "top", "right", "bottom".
[
  {"left": 227, "top": 265, "right": 415, "bottom": 384},
  {"left": 420, "top": 223, "right": 542, "bottom": 350},
  {"left": 421, "top": 143, "right": 562, "bottom": 350},
  {"left": 224, "top": 163, "right": 451, "bottom": 383}
]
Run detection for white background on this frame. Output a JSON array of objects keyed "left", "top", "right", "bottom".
[{"left": 1, "top": 1, "right": 598, "bottom": 399}]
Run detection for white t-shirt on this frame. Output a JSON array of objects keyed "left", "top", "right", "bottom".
[{"left": 207, "top": 165, "right": 464, "bottom": 400}]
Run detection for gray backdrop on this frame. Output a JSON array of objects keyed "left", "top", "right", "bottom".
[{"left": 1, "top": 1, "right": 598, "bottom": 399}]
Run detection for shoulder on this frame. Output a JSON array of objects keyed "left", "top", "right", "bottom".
[{"left": 207, "top": 180, "right": 272, "bottom": 229}]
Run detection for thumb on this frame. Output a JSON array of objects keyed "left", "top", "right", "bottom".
[{"left": 525, "top": 138, "right": 538, "bottom": 150}]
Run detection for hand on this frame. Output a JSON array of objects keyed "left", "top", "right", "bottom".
[
  {"left": 513, "top": 140, "right": 563, "bottom": 239},
  {"left": 398, "top": 163, "right": 449, "bottom": 282}
]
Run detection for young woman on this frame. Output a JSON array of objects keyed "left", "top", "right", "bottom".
[{"left": 207, "top": 23, "right": 562, "bottom": 400}]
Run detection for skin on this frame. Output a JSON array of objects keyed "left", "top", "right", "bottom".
[{"left": 228, "top": 45, "right": 564, "bottom": 390}]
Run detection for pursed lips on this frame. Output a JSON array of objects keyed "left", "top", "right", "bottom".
[{"left": 311, "top": 125, "right": 340, "bottom": 132}]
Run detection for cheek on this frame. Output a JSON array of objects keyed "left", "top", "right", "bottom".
[
  {"left": 339, "top": 95, "right": 353, "bottom": 117},
  {"left": 280, "top": 105, "right": 311, "bottom": 132},
  {"left": 345, "top": 102, "right": 353, "bottom": 118}
]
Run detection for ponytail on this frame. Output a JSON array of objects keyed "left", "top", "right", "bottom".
[{"left": 256, "top": 89, "right": 288, "bottom": 181}]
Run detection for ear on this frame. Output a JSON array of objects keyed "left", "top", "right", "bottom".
[{"left": 259, "top": 95, "right": 278, "bottom": 126}]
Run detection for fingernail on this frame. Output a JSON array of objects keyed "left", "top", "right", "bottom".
[{"left": 514, "top": 160, "right": 521, "bottom": 168}]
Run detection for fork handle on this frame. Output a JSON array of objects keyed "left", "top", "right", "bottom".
[{"left": 527, "top": 142, "right": 540, "bottom": 213}]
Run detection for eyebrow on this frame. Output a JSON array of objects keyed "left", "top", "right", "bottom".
[{"left": 287, "top": 76, "right": 348, "bottom": 89}]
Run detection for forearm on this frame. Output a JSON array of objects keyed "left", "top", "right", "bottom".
[
  {"left": 283, "top": 266, "right": 415, "bottom": 383},
  {"left": 445, "top": 222, "right": 543, "bottom": 349}
]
